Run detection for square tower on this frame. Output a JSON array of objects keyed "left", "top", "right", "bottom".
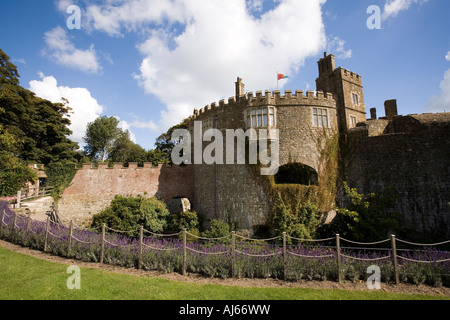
[{"left": 316, "top": 53, "right": 366, "bottom": 131}]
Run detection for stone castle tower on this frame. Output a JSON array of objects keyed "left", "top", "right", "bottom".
[
  {"left": 187, "top": 52, "right": 366, "bottom": 235},
  {"left": 316, "top": 52, "right": 366, "bottom": 130}
]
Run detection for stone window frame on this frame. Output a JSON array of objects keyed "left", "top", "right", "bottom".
[
  {"left": 246, "top": 106, "right": 277, "bottom": 129},
  {"left": 352, "top": 92, "right": 360, "bottom": 106},
  {"left": 202, "top": 118, "right": 213, "bottom": 130},
  {"left": 312, "top": 107, "right": 329, "bottom": 128},
  {"left": 349, "top": 115, "right": 357, "bottom": 128}
]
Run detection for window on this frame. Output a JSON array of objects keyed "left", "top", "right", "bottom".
[
  {"left": 352, "top": 93, "right": 359, "bottom": 106},
  {"left": 203, "top": 118, "right": 213, "bottom": 130},
  {"left": 349, "top": 115, "right": 357, "bottom": 128},
  {"left": 269, "top": 107, "right": 275, "bottom": 126},
  {"left": 313, "top": 108, "right": 329, "bottom": 128},
  {"left": 247, "top": 107, "right": 276, "bottom": 128}
]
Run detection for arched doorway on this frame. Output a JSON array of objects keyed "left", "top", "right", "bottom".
[{"left": 274, "top": 163, "right": 318, "bottom": 186}]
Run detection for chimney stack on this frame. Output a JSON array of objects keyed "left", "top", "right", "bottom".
[
  {"left": 370, "top": 108, "right": 377, "bottom": 120},
  {"left": 384, "top": 100, "right": 398, "bottom": 120},
  {"left": 235, "top": 77, "right": 245, "bottom": 101}
]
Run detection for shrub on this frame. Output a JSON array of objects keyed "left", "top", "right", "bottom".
[
  {"left": 202, "top": 219, "right": 233, "bottom": 239},
  {"left": 91, "top": 195, "right": 170, "bottom": 236},
  {"left": 170, "top": 210, "right": 199, "bottom": 232},
  {"left": 271, "top": 192, "right": 320, "bottom": 241},
  {"left": 327, "top": 182, "right": 402, "bottom": 242}
]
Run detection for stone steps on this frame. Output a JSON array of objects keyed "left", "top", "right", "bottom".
[{"left": 20, "top": 196, "right": 55, "bottom": 222}]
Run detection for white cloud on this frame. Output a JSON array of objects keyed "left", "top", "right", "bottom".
[
  {"left": 382, "top": 0, "right": 430, "bottom": 20},
  {"left": 82, "top": 0, "right": 326, "bottom": 131},
  {"left": 28, "top": 74, "right": 104, "bottom": 145},
  {"left": 61, "top": 0, "right": 327, "bottom": 132},
  {"left": 423, "top": 52, "right": 450, "bottom": 113},
  {"left": 327, "top": 36, "right": 352, "bottom": 59},
  {"left": 423, "top": 69, "right": 450, "bottom": 113},
  {"left": 246, "top": 0, "right": 264, "bottom": 13},
  {"left": 130, "top": 120, "right": 159, "bottom": 132},
  {"left": 83, "top": 0, "right": 186, "bottom": 36},
  {"left": 42, "top": 26, "right": 101, "bottom": 74}
]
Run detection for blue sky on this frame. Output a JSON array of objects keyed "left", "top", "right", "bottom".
[{"left": 0, "top": 0, "right": 449, "bottom": 150}]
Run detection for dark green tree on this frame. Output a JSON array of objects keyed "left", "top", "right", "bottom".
[
  {"left": 108, "top": 130, "right": 147, "bottom": 165},
  {"left": 0, "top": 125, "right": 37, "bottom": 196},
  {"left": 0, "top": 48, "right": 79, "bottom": 165},
  {"left": 154, "top": 118, "right": 189, "bottom": 163},
  {"left": 145, "top": 149, "right": 170, "bottom": 166}
]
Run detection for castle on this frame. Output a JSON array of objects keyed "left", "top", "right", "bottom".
[{"left": 58, "top": 53, "right": 450, "bottom": 240}]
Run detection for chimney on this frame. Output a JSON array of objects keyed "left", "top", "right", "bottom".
[
  {"left": 370, "top": 108, "right": 377, "bottom": 120},
  {"left": 235, "top": 77, "right": 245, "bottom": 100},
  {"left": 384, "top": 100, "right": 398, "bottom": 120}
]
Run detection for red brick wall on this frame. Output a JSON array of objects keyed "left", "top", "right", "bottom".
[{"left": 58, "top": 163, "right": 194, "bottom": 226}]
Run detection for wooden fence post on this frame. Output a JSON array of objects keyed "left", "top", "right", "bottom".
[
  {"left": 44, "top": 216, "right": 50, "bottom": 252},
  {"left": 67, "top": 221, "right": 73, "bottom": 257},
  {"left": 17, "top": 190, "right": 21, "bottom": 209},
  {"left": 100, "top": 223, "right": 105, "bottom": 264},
  {"left": 336, "top": 234, "right": 342, "bottom": 283},
  {"left": 182, "top": 229, "right": 187, "bottom": 276},
  {"left": 26, "top": 216, "right": 31, "bottom": 233},
  {"left": 138, "top": 225, "right": 143, "bottom": 269},
  {"left": 0, "top": 211, "right": 4, "bottom": 236},
  {"left": 231, "top": 231, "right": 235, "bottom": 278},
  {"left": 391, "top": 234, "right": 399, "bottom": 284},
  {"left": 283, "top": 232, "right": 287, "bottom": 280},
  {"left": 12, "top": 212, "right": 17, "bottom": 231}
]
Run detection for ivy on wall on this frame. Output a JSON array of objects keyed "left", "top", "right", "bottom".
[{"left": 250, "top": 130, "right": 340, "bottom": 240}]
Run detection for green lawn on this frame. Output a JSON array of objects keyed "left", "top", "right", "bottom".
[{"left": 0, "top": 245, "right": 447, "bottom": 300}]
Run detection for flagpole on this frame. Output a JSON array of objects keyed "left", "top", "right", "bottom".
[{"left": 276, "top": 71, "right": 279, "bottom": 90}]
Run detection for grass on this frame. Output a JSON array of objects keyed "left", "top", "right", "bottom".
[{"left": 0, "top": 245, "right": 448, "bottom": 301}]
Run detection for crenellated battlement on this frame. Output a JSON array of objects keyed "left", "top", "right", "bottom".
[
  {"left": 337, "top": 67, "right": 362, "bottom": 84},
  {"left": 192, "top": 89, "right": 336, "bottom": 120},
  {"left": 80, "top": 163, "right": 170, "bottom": 170}
]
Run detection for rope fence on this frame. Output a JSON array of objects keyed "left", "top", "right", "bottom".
[{"left": 1, "top": 210, "right": 449, "bottom": 284}]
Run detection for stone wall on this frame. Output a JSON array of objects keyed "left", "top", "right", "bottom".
[
  {"left": 189, "top": 88, "right": 338, "bottom": 235},
  {"left": 58, "top": 163, "right": 194, "bottom": 226},
  {"left": 344, "top": 113, "right": 450, "bottom": 240}
]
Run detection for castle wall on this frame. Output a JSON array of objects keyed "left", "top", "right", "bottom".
[
  {"left": 190, "top": 89, "right": 337, "bottom": 235},
  {"left": 58, "top": 163, "right": 194, "bottom": 226},
  {"left": 344, "top": 114, "right": 450, "bottom": 240}
]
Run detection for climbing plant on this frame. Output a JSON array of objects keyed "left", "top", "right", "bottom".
[{"left": 251, "top": 129, "right": 340, "bottom": 239}]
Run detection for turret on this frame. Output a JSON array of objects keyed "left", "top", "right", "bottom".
[
  {"left": 235, "top": 77, "right": 245, "bottom": 101},
  {"left": 316, "top": 52, "right": 366, "bottom": 131}
]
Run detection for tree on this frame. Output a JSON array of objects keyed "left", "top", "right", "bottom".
[
  {"left": 0, "top": 125, "right": 37, "bottom": 196},
  {"left": 154, "top": 118, "right": 189, "bottom": 163},
  {"left": 83, "top": 116, "right": 121, "bottom": 162},
  {"left": 0, "top": 48, "right": 20, "bottom": 86},
  {"left": 145, "top": 149, "right": 170, "bottom": 166},
  {"left": 0, "top": 48, "right": 79, "bottom": 165},
  {"left": 108, "top": 130, "right": 147, "bottom": 165}
]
